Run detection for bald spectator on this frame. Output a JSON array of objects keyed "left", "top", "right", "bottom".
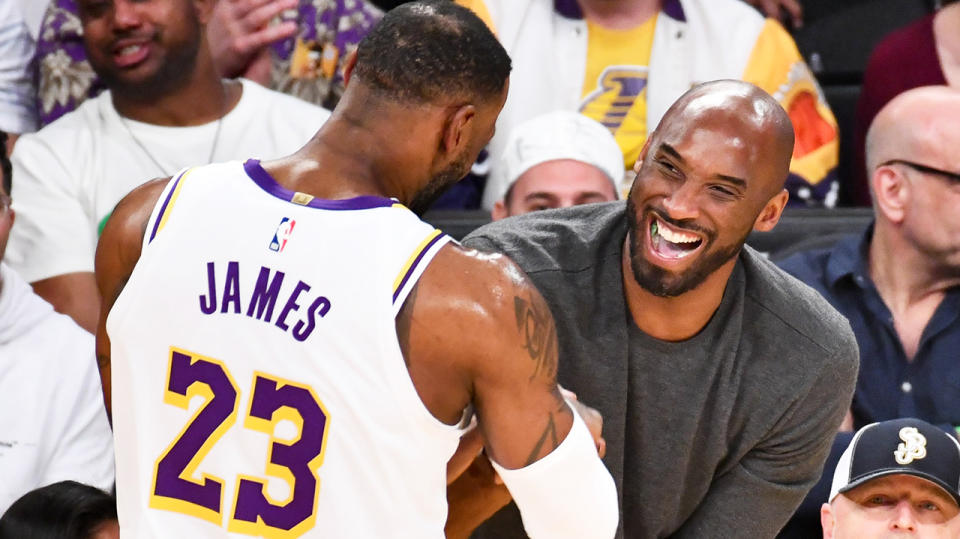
[
  {"left": 491, "top": 111, "right": 621, "bottom": 220},
  {"left": 778, "top": 86, "right": 960, "bottom": 535}
]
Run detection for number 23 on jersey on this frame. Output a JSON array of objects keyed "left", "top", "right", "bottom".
[{"left": 150, "top": 347, "right": 330, "bottom": 538}]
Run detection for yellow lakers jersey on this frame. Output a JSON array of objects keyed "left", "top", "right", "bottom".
[
  {"left": 107, "top": 160, "right": 462, "bottom": 537},
  {"left": 579, "top": 15, "right": 658, "bottom": 169}
]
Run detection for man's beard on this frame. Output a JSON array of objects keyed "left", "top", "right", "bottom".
[
  {"left": 91, "top": 21, "right": 202, "bottom": 103},
  {"left": 625, "top": 196, "right": 745, "bottom": 297},
  {"left": 407, "top": 158, "right": 471, "bottom": 216}
]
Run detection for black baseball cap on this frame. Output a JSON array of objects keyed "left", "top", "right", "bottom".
[{"left": 829, "top": 418, "right": 960, "bottom": 506}]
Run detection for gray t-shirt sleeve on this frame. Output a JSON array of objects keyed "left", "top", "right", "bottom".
[{"left": 461, "top": 234, "right": 498, "bottom": 253}]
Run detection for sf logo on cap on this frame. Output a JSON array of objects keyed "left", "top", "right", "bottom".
[{"left": 894, "top": 427, "right": 927, "bottom": 465}]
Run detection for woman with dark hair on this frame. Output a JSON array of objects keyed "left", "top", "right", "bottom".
[{"left": 0, "top": 481, "right": 118, "bottom": 539}]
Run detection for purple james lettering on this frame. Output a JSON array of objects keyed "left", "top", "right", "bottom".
[
  {"left": 198, "top": 262, "right": 332, "bottom": 341},
  {"left": 275, "top": 281, "right": 310, "bottom": 332},
  {"left": 199, "top": 262, "right": 218, "bottom": 315}
]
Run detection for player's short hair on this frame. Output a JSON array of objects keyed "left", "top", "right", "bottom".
[{"left": 353, "top": 0, "right": 511, "bottom": 105}]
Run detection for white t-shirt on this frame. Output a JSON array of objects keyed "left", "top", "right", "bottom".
[
  {"left": 0, "top": 262, "right": 114, "bottom": 513},
  {"left": 0, "top": 0, "right": 48, "bottom": 134},
  {"left": 6, "top": 79, "right": 330, "bottom": 282}
]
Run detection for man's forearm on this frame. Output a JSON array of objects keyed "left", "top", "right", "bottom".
[{"left": 446, "top": 455, "right": 513, "bottom": 539}]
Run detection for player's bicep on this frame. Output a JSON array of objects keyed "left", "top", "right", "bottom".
[
  {"left": 468, "top": 261, "right": 573, "bottom": 470},
  {"left": 408, "top": 246, "right": 618, "bottom": 537}
]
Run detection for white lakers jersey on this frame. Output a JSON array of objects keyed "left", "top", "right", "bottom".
[{"left": 108, "top": 160, "right": 464, "bottom": 538}]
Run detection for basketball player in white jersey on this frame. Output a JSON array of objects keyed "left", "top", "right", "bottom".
[{"left": 94, "top": 2, "right": 618, "bottom": 537}]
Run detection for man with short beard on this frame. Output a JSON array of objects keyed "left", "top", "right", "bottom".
[
  {"left": 5, "top": 0, "right": 330, "bottom": 334},
  {"left": 460, "top": 80, "right": 860, "bottom": 538}
]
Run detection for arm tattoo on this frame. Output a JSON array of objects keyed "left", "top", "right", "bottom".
[
  {"left": 524, "top": 394, "right": 572, "bottom": 466},
  {"left": 514, "top": 294, "right": 558, "bottom": 382}
]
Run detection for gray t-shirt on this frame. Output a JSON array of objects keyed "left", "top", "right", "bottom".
[{"left": 463, "top": 201, "right": 859, "bottom": 538}]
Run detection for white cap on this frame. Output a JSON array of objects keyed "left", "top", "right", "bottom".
[{"left": 498, "top": 111, "right": 625, "bottom": 201}]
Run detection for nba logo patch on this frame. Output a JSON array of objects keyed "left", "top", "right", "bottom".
[{"left": 269, "top": 217, "right": 296, "bottom": 252}]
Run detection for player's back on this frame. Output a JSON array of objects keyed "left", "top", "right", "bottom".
[{"left": 107, "top": 160, "right": 463, "bottom": 538}]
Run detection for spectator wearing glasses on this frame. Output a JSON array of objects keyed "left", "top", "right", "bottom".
[{"left": 777, "top": 86, "right": 960, "bottom": 535}]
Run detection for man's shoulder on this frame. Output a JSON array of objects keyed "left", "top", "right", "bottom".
[
  {"left": 776, "top": 232, "right": 863, "bottom": 297},
  {"left": 462, "top": 201, "right": 626, "bottom": 275},
  {"left": 682, "top": 0, "right": 763, "bottom": 20},
  {"left": 0, "top": 264, "right": 93, "bottom": 355},
  {"left": 679, "top": 0, "right": 765, "bottom": 31},
  {"left": 237, "top": 79, "right": 331, "bottom": 121},
  {"left": 776, "top": 245, "right": 836, "bottom": 287},
  {"left": 741, "top": 246, "right": 857, "bottom": 359},
  {"left": 16, "top": 92, "right": 107, "bottom": 149}
]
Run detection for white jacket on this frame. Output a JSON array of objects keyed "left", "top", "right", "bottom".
[{"left": 465, "top": 0, "right": 839, "bottom": 208}]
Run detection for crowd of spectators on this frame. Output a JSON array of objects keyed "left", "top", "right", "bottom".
[{"left": 1, "top": 0, "right": 959, "bottom": 536}]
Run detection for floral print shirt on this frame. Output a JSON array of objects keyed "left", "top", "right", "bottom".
[{"left": 33, "top": 0, "right": 381, "bottom": 127}]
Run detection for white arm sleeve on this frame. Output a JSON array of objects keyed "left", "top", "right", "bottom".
[{"left": 490, "top": 403, "right": 619, "bottom": 539}]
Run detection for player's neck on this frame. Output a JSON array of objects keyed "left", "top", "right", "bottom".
[
  {"left": 294, "top": 91, "right": 448, "bottom": 204},
  {"left": 621, "top": 239, "right": 736, "bottom": 342},
  {"left": 111, "top": 61, "right": 238, "bottom": 127},
  {"left": 578, "top": 0, "right": 660, "bottom": 30},
  {"left": 267, "top": 110, "right": 427, "bottom": 203}
]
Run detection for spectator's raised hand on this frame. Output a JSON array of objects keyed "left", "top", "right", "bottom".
[{"left": 208, "top": 0, "right": 299, "bottom": 79}]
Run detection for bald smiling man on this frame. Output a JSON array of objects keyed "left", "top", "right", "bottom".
[{"left": 461, "top": 80, "right": 860, "bottom": 538}]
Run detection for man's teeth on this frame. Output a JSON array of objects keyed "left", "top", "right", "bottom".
[
  {"left": 655, "top": 219, "right": 699, "bottom": 244},
  {"left": 119, "top": 45, "right": 142, "bottom": 56}
]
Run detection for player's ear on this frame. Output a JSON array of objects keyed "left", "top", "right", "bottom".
[
  {"left": 441, "top": 104, "right": 476, "bottom": 158},
  {"left": 753, "top": 188, "right": 788, "bottom": 232},
  {"left": 636, "top": 137, "right": 652, "bottom": 169},
  {"left": 342, "top": 50, "right": 358, "bottom": 87}
]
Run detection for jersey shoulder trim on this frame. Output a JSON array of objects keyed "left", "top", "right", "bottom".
[
  {"left": 148, "top": 167, "right": 195, "bottom": 244},
  {"left": 392, "top": 229, "right": 451, "bottom": 314}
]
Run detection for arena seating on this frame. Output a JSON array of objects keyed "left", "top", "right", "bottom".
[{"left": 791, "top": 0, "right": 935, "bottom": 203}]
